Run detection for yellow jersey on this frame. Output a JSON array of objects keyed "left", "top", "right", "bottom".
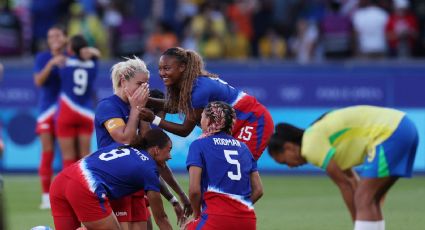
[{"left": 301, "top": 106, "right": 405, "bottom": 170}]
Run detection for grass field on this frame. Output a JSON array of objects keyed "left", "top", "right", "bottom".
[{"left": 4, "top": 174, "right": 425, "bottom": 230}]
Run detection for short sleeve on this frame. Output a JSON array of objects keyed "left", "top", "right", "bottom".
[
  {"left": 251, "top": 158, "right": 258, "bottom": 173},
  {"left": 34, "top": 53, "right": 49, "bottom": 73},
  {"left": 301, "top": 126, "right": 334, "bottom": 169},
  {"left": 143, "top": 167, "right": 160, "bottom": 192},
  {"left": 95, "top": 99, "right": 123, "bottom": 126},
  {"left": 186, "top": 141, "right": 204, "bottom": 170},
  {"left": 191, "top": 79, "right": 211, "bottom": 109}
]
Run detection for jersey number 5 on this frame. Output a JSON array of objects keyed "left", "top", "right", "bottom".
[
  {"left": 73, "top": 68, "right": 88, "bottom": 95},
  {"left": 224, "top": 150, "right": 241, "bottom": 180}
]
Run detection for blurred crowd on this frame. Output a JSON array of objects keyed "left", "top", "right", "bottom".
[{"left": 1, "top": 0, "right": 425, "bottom": 63}]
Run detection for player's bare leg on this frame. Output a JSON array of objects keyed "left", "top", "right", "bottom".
[
  {"left": 354, "top": 177, "right": 398, "bottom": 230},
  {"left": 38, "top": 132, "right": 55, "bottom": 209}
]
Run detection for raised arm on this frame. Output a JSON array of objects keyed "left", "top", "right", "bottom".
[
  {"left": 326, "top": 159, "right": 356, "bottom": 221},
  {"left": 188, "top": 166, "right": 202, "bottom": 218},
  {"left": 106, "top": 84, "right": 148, "bottom": 143},
  {"left": 146, "top": 190, "right": 173, "bottom": 230},
  {"left": 140, "top": 107, "right": 202, "bottom": 137},
  {"left": 250, "top": 171, "right": 263, "bottom": 204}
]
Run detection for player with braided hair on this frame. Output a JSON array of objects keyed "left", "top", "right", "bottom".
[
  {"left": 184, "top": 101, "right": 263, "bottom": 230},
  {"left": 141, "top": 47, "right": 273, "bottom": 160}
]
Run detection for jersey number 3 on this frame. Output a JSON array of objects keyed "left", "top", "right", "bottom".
[
  {"left": 224, "top": 150, "right": 241, "bottom": 180},
  {"left": 73, "top": 68, "right": 88, "bottom": 95}
]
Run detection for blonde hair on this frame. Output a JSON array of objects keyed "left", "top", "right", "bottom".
[{"left": 111, "top": 56, "right": 150, "bottom": 93}]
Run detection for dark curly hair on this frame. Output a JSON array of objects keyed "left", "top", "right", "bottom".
[{"left": 162, "top": 47, "right": 218, "bottom": 115}]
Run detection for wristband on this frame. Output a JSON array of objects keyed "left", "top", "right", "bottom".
[
  {"left": 152, "top": 115, "right": 161, "bottom": 126},
  {"left": 169, "top": 196, "right": 178, "bottom": 205}
]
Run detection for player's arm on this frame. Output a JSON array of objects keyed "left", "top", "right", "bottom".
[
  {"left": 138, "top": 120, "right": 151, "bottom": 138},
  {"left": 107, "top": 84, "right": 149, "bottom": 143},
  {"left": 326, "top": 159, "right": 356, "bottom": 221},
  {"left": 146, "top": 190, "right": 173, "bottom": 230},
  {"left": 146, "top": 97, "right": 166, "bottom": 112},
  {"left": 34, "top": 55, "right": 65, "bottom": 86},
  {"left": 158, "top": 164, "right": 192, "bottom": 216},
  {"left": 140, "top": 107, "right": 202, "bottom": 137},
  {"left": 158, "top": 177, "right": 185, "bottom": 225},
  {"left": 188, "top": 166, "right": 202, "bottom": 218},
  {"left": 250, "top": 171, "right": 263, "bottom": 204},
  {"left": 80, "top": 47, "right": 101, "bottom": 60},
  {"left": 105, "top": 110, "right": 140, "bottom": 144}
]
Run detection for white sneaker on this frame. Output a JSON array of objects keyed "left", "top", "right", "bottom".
[{"left": 39, "top": 193, "right": 51, "bottom": 210}]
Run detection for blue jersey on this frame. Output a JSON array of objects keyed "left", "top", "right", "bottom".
[
  {"left": 73, "top": 143, "right": 160, "bottom": 200},
  {"left": 191, "top": 76, "right": 243, "bottom": 109},
  {"left": 186, "top": 132, "right": 257, "bottom": 208},
  {"left": 34, "top": 51, "right": 61, "bottom": 114},
  {"left": 58, "top": 56, "right": 98, "bottom": 109},
  {"left": 95, "top": 95, "right": 130, "bottom": 148}
]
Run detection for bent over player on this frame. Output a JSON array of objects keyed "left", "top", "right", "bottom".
[
  {"left": 268, "top": 105, "right": 418, "bottom": 230},
  {"left": 140, "top": 47, "right": 273, "bottom": 160},
  {"left": 50, "top": 129, "right": 174, "bottom": 230}
]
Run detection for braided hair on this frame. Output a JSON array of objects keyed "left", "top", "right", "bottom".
[
  {"left": 202, "top": 101, "right": 236, "bottom": 137},
  {"left": 162, "top": 47, "right": 218, "bottom": 115}
]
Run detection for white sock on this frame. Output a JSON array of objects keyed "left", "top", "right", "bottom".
[
  {"left": 42, "top": 193, "right": 50, "bottom": 203},
  {"left": 354, "top": 220, "right": 383, "bottom": 230},
  {"left": 378, "top": 220, "right": 385, "bottom": 230}
]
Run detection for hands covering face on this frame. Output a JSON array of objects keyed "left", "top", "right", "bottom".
[{"left": 125, "top": 83, "right": 149, "bottom": 110}]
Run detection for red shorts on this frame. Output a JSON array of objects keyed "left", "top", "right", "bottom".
[
  {"left": 55, "top": 99, "right": 94, "bottom": 137},
  {"left": 232, "top": 94, "right": 274, "bottom": 160},
  {"left": 109, "top": 190, "right": 148, "bottom": 222},
  {"left": 186, "top": 214, "right": 256, "bottom": 230},
  {"left": 187, "top": 191, "right": 256, "bottom": 230},
  {"left": 50, "top": 171, "right": 112, "bottom": 222},
  {"left": 36, "top": 107, "right": 56, "bottom": 134}
]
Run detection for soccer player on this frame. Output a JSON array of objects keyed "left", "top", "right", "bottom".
[
  {"left": 50, "top": 129, "right": 174, "bottom": 230},
  {"left": 94, "top": 57, "right": 190, "bottom": 229},
  {"left": 140, "top": 47, "right": 274, "bottom": 161},
  {"left": 56, "top": 35, "right": 99, "bottom": 168},
  {"left": 33, "top": 26, "right": 67, "bottom": 209},
  {"left": 185, "top": 101, "right": 263, "bottom": 230},
  {"left": 267, "top": 105, "right": 418, "bottom": 230}
]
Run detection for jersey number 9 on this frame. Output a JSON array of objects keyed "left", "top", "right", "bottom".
[
  {"left": 73, "top": 68, "right": 88, "bottom": 95},
  {"left": 224, "top": 150, "right": 241, "bottom": 180}
]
